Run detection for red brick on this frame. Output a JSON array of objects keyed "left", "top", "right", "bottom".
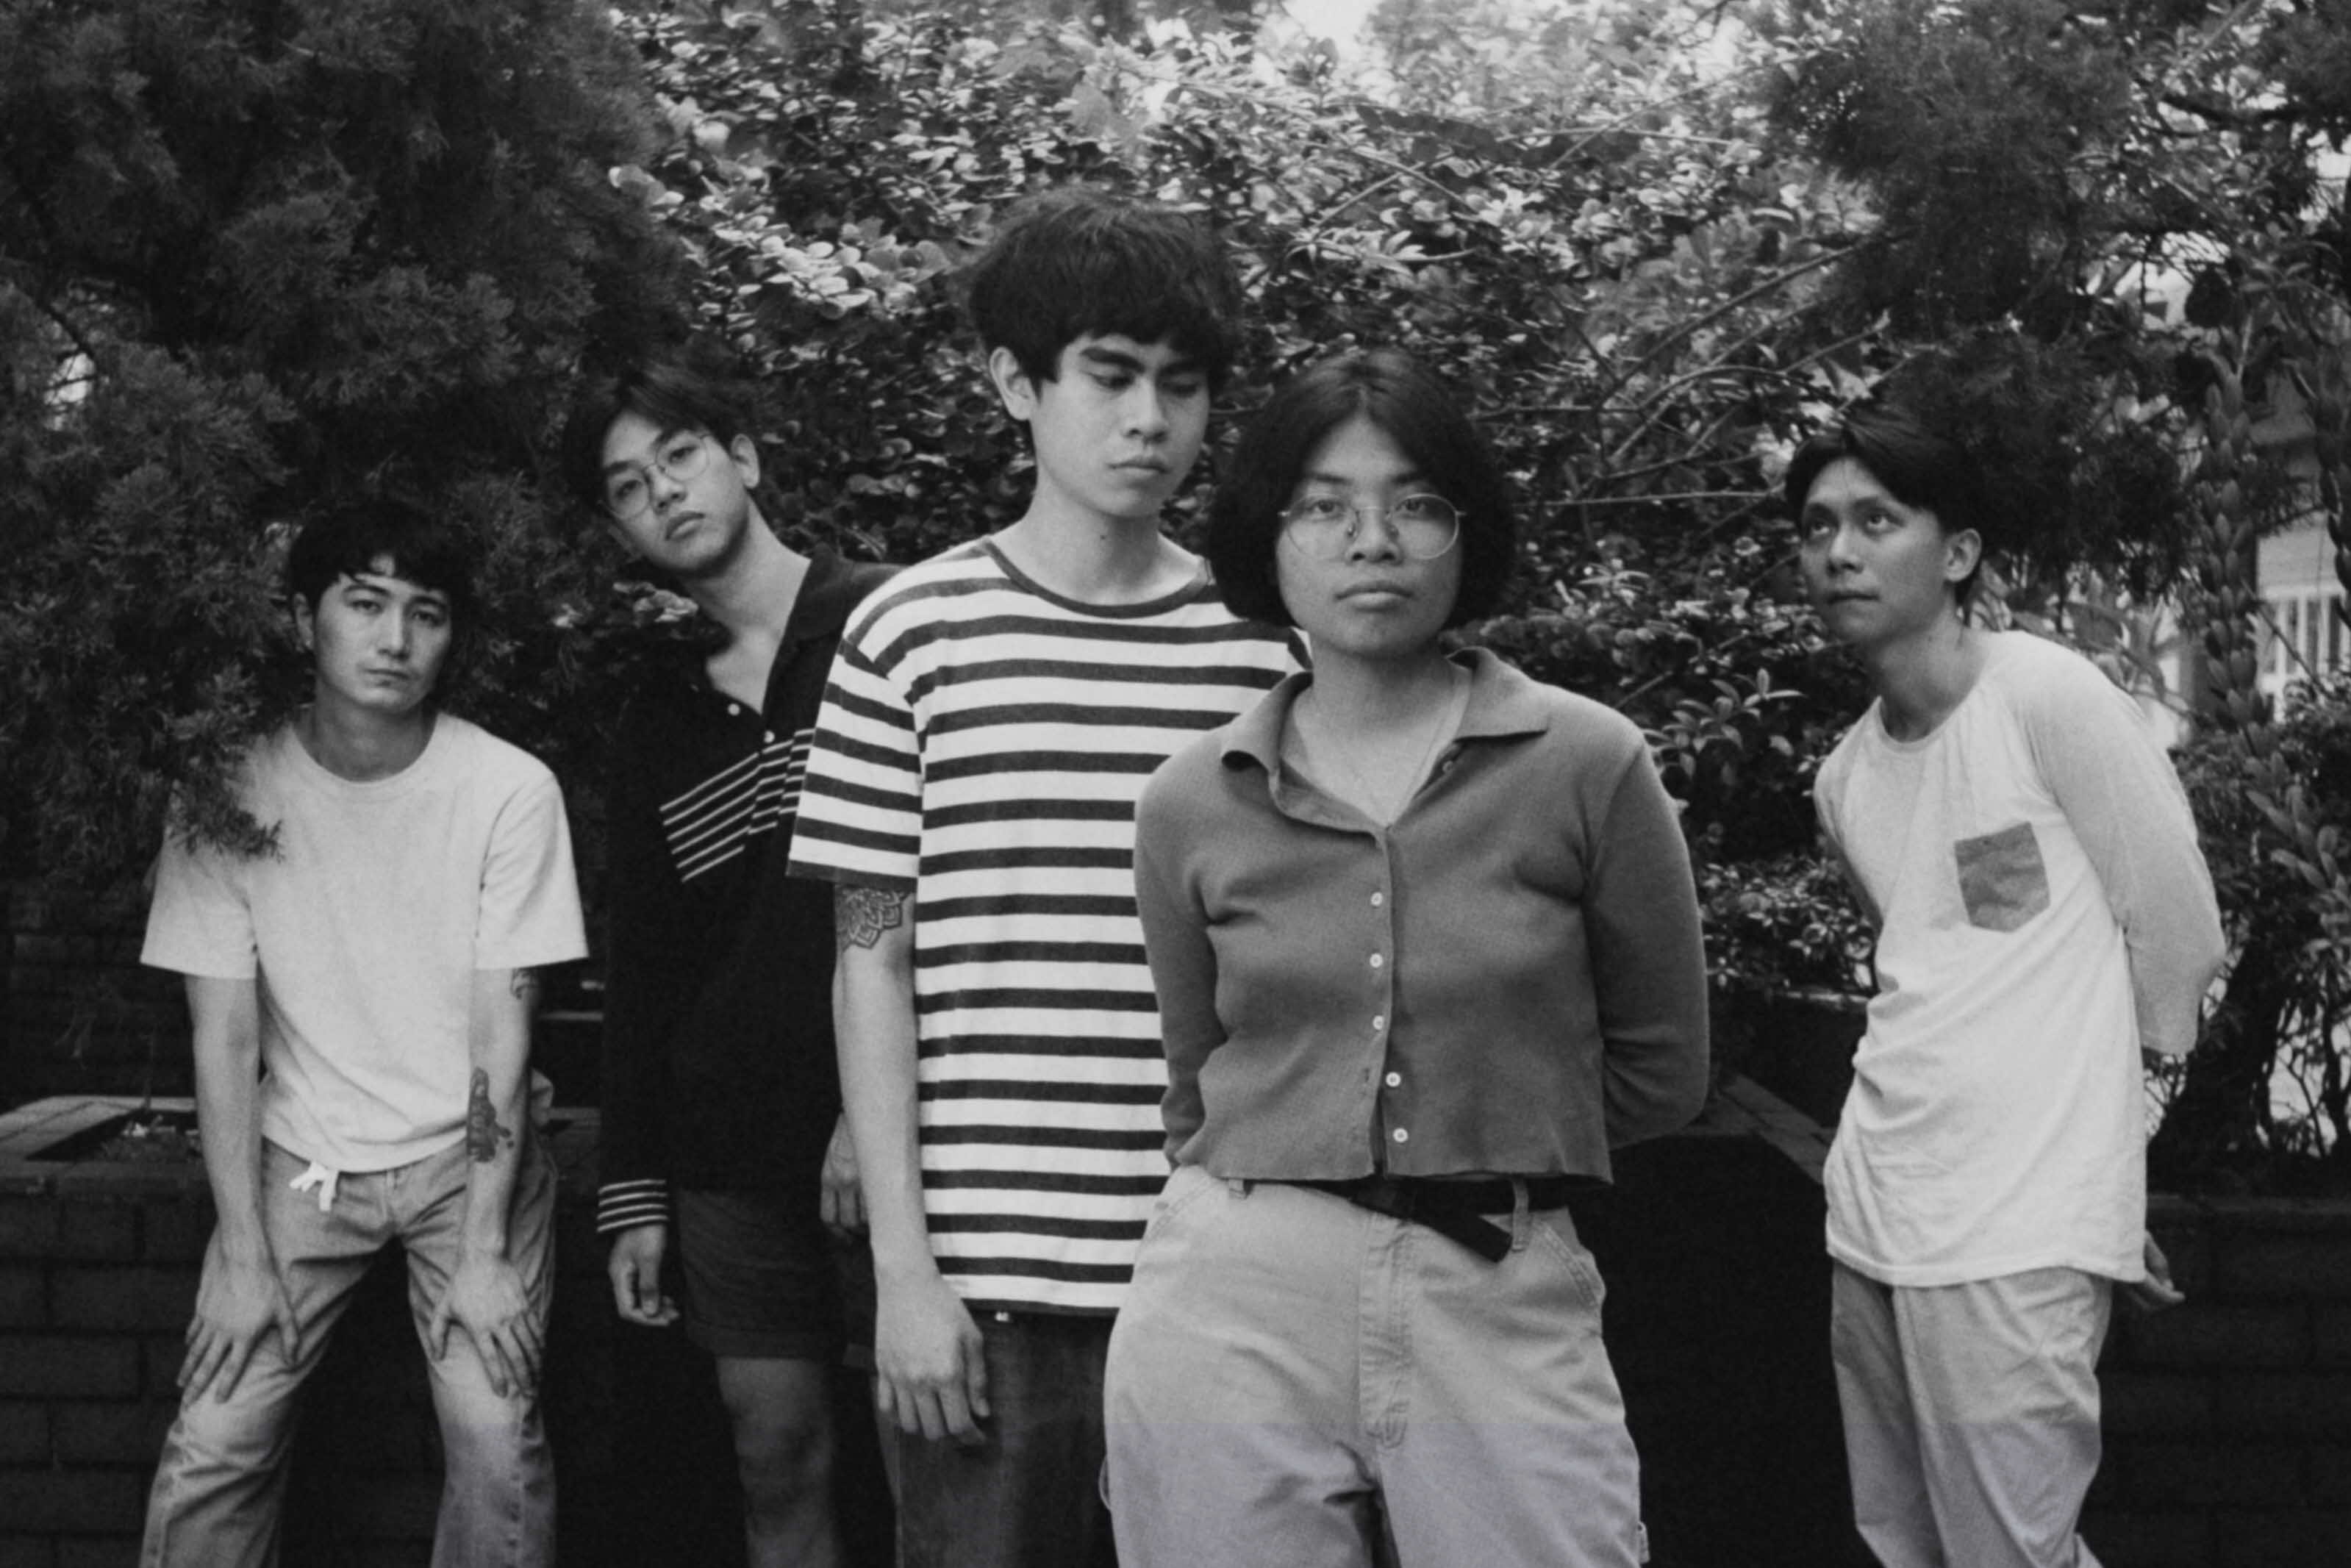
[
  {"left": 54, "top": 1540, "right": 139, "bottom": 1568},
  {"left": 137, "top": 1203, "right": 212, "bottom": 1265},
  {"left": 2316, "top": 1305, "right": 2351, "bottom": 1367},
  {"left": 2216, "top": 1235, "right": 2351, "bottom": 1301},
  {"left": 0, "top": 1336, "right": 140, "bottom": 1398},
  {"left": 0, "top": 1401, "right": 49, "bottom": 1463},
  {"left": 2080, "top": 1509, "right": 2212, "bottom": 1568},
  {"left": 0, "top": 1470, "right": 146, "bottom": 1533},
  {"left": 0, "top": 1536, "right": 54, "bottom": 1568},
  {"left": 2101, "top": 1370, "right": 2211, "bottom": 1439},
  {"left": 2122, "top": 1441, "right": 2307, "bottom": 1507},
  {"left": 52, "top": 1399, "right": 169, "bottom": 1464},
  {"left": 0, "top": 1268, "right": 46, "bottom": 1330},
  {"left": 2311, "top": 1445, "right": 2351, "bottom": 1506},
  {"left": 50, "top": 1268, "right": 196, "bottom": 1333},
  {"left": 50, "top": 1205, "right": 137, "bottom": 1263},
  {"left": 2114, "top": 1302, "right": 2310, "bottom": 1369},
  {"left": 0, "top": 1201, "right": 60, "bottom": 1261},
  {"left": 2216, "top": 1372, "right": 2351, "bottom": 1440},
  {"left": 2213, "top": 1508, "right": 2351, "bottom": 1568},
  {"left": 12, "top": 935, "right": 96, "bottom": 967}
]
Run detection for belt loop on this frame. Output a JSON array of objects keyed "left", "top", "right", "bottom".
[
  {"left": 1509, "top": 1177, "right": 1532, "bottom": 1253},
  {"left": 1227, "top": 1178, "right": 1252, "bottom": 1199}
]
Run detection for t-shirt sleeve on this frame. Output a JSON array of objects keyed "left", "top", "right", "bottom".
[
  {"left": 787, "top": 631, "right": 923, "bottom": 889},
  {"left": 2021, "top": 659, "right": 2225, "bottom": 1058},
  {"left": 142, "top": 823, "right": 259, "bottom": 980},
  {"left": 476, "top": 771, "right": 589, "bottom": 970}
]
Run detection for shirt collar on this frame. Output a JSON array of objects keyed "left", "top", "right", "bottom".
[{"left": 1220, "top": 646, "right": 1553, "bottom": 774}]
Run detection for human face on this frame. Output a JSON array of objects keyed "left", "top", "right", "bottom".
[
  {"left": 598, "top": 410, "right": 761, "bottom": 578},
  {"left": 295, "top": 557, "right": 454, "bottom": 720},
  {"left": 992, "top": 334, "right": 1210, "bottom": 529},
  {"left": 1274, "top": 415, "right": 1462, "bottom": 665},
  {"left": 1797, "top": 457, "right": 1979, "bottom": 655}
]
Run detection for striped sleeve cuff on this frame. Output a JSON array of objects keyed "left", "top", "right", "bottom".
[{"left": 596, "top": 1179, "right": 671, "bottom": 1234}]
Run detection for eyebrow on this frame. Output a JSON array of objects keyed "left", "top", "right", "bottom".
[
  {"left": 601, "top": 426, "right": 693, "bottom": 476},
  {"left": 345, "top": 572, "right": 451, "bottom": 609},
  {"left": 1076, "top": 345, "right": 1202, "bottom": 378}
]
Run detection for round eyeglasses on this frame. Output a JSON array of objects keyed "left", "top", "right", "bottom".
[
  {"left": 1281, "top": 493, "right": 1462, "bottom": 560},
  {"left": 604, "top": 432, "right": 713, "bottom": 520}
]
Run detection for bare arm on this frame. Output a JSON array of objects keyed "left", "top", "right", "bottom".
[
  {"left": 833, "top": 881, "right": 988, "bottom": 1443},
  {"left": 426, "top": 966, "right": 541, "bottom": 1396},
  {"left": 179, "top": 974, "right": 300, "bottom": 1400}
]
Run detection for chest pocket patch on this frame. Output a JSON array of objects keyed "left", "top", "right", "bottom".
[{"left": 1953, "top": 822, "right": 2049, "bottom": 933}]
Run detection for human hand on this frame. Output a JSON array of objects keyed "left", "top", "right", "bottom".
[
  {"left": 821, "top": 1114, "right": 866, "bottom": 1236},
  {"left": 607, "top": 1222, "right": 680, "bottom": 1328},
  {"left": 2121, "top": 1231, "right": 2186, "bottom": 1314},
  {"left": 429, "top": 1253, "right": 544, "bottom": 1397},
  {"left": 873, "top": 1267, "right": 990, "bottom": 1445},
  {"left": 180, "top": 1243, "right": 299, "bottom": 1402}
]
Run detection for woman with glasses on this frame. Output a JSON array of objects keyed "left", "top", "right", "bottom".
[{"left": 1101, "top": 348, "right": 1710, "bottom": 1567}]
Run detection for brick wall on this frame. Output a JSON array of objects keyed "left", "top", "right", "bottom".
[
  {"left": 2, "top": 886, "right": 189, "bottom": 1108},
  {"left": 0, "top": 1098, "right": 890, "bottom": 1568},
  {"left": 2091, "top": 1196, "right": 2351, "bottom": 1567}
]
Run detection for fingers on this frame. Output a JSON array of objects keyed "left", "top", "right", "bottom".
[
  {"left": 426, "top": 1296, "right": 454, "bottom": 1361},
  {"left": 215, "top": 1331, "right": 262, "bottom": 1403},
  {"left": 274, "top": 1292, "right": 302, "bottom": 1368},
  {"left": 961, "top": 1323, "right": 991, "bottom": 1428}
]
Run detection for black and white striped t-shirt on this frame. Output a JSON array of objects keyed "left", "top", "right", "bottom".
[{"left": 788, "top": 539, "right": 1299, "bottom": 1314}]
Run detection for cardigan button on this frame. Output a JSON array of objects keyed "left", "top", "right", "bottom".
[
  {"left": 1391, "top": 1128, "right": 1409, "bottom": 1145},
  {"left": 1384, "top": 1071, "right": 1402, "bottom": 1088},
  {"left": 1369, "top": 953, "right": 1384, "bottom": 970}
]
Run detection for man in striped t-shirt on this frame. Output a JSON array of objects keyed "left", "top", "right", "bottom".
[{"left": 790, "top": 187, "right": 1298, "bottom": 1567}]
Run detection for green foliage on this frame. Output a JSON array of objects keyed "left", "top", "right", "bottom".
[{"left": 0, "top": 0, "right": 691, "bottom": 878}]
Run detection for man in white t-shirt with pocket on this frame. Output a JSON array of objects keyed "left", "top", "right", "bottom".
[
  {"left": 1789, "top": 404, "right": 2225, "bottom": 1567},
  {"left": 137, "top": 501, "right": 587, "bottom": 1568}
]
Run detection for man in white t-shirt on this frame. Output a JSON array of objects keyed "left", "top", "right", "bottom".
[
  {"left": 1789, "top": 404, "right": 2225, "bottom": 1567},
  {"left": 138, "top": 501, "right": 587, "bottom": 1568}
]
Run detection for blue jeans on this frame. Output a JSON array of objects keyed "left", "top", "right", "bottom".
[
  {"left": 140, "top": 1135, "right": 558, "bottom": 1568},
  {"left": 892, "top": 1310, "right": 1119, "bottom": 1568}
]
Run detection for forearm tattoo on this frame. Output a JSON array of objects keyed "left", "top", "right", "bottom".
[
  {"left": 508, "top": 967, "right": 540, "bottom": 1002},
  {"left": 466, "top": 1067, "right": 515, "bottom": 1164},
  {"left": 835, "top": 884, "right": 909, "bottom": 953}
]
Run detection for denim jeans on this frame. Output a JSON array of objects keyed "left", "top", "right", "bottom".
[
  {"left": 891, "top": 1310, "right": 1119, "bottom": 1568},
  {"left": 1103, "top": 1165, "right": 1644, "bottom": 1567},
  {"left": 140, "top": 1134, "right": 558, "bottom": 1568}
]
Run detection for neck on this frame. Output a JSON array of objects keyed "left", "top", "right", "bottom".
[
  {"left": 996, "top": 498, "right": 1189, "bottom": 605},
  {"left": 681, "top": 512, "right": 810, "bottom": 642},
  {"left": 1864, "top": 615, "right": 1986, "bottom": 741},
  {"left": 300, "top": 698, "right": 435, "bottom": 782},
  {"left": 1303, "top": 645, "right": 1461, "bottom": 732}
]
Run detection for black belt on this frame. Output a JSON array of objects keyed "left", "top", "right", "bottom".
[{"left": 1287, "top": 1174, "right": 1595, "bottom": 1264}]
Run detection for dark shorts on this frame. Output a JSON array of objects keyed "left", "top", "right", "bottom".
[{"left": 673, "top": 1187, "right": 846, "bottom": 1361}]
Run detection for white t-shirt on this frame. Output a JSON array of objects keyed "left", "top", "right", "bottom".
[
  {"left": 143, "top": 715, "right": 588, "bottom": 1173},
  {"left": 1814, "top": 633, "right": 2223, "bottom": 1288}
]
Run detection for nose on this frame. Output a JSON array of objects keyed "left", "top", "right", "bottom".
[
  {"left": 378, "top": 612, "right": 411, "bottom": 658},
  {"left": 648, "top": 459, "right": 691, "bottom": 510},
  {"left": 1345, "top": 506, "right": 1406, "bottom": 562},
  {"left": 1817, "top": 520, "right": 1861, "bottom": 571},
  {"left": 1123, "top": 381, "right": 1170, "bottom": 440}
]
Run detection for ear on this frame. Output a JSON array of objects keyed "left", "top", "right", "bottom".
[
  {"left": 1942, "top": 526, "right": 1983, "bottom": 587},
  {"left": 987, "top": 346, "right": 1039, "bottom": 421},
  {"left": 726, "top": 432, "right": 761, "bottom": 490}
]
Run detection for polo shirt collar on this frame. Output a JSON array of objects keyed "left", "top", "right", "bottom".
[{"left": 1220, "top": 646, "right": 1553, "bottom": 774}]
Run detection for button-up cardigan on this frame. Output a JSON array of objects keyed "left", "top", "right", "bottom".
[{"left": 1131, "top": 648, "right": 1710, "bottom": 1182}]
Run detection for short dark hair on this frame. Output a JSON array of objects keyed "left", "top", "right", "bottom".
[
  {"left": 965, "top": 185, "right": 1243, "bottom": 389},
  {"left": 1783, "top": 401, "right": 1992, "bottom": 607},
  {"left": 1207, "top": 348, "right": 1516, "bottom": 631},
  {"left": 285, "top": 499, "right": 479, "bottom": 629},
  {"left": 560, "top": 337, "right": 762, "bottom": 512}
]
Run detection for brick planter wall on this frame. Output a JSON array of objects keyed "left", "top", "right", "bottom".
[
  {"left": 1714, "top": 1078, "right": 2351, "bottom": 1567},
  {"left": 0, "top": 1097, "right": 890, "bottom": 1568},
  {"left": 1, "top": 887, "right": 187, "bottom": 1108}
]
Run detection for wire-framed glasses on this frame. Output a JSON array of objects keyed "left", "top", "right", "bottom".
[
  {"left": 604, "top": 432, "right": 713, "bottom": 520},
  {"left": 1280, "top": 493, "right": 1462, "bottom": 560}
]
